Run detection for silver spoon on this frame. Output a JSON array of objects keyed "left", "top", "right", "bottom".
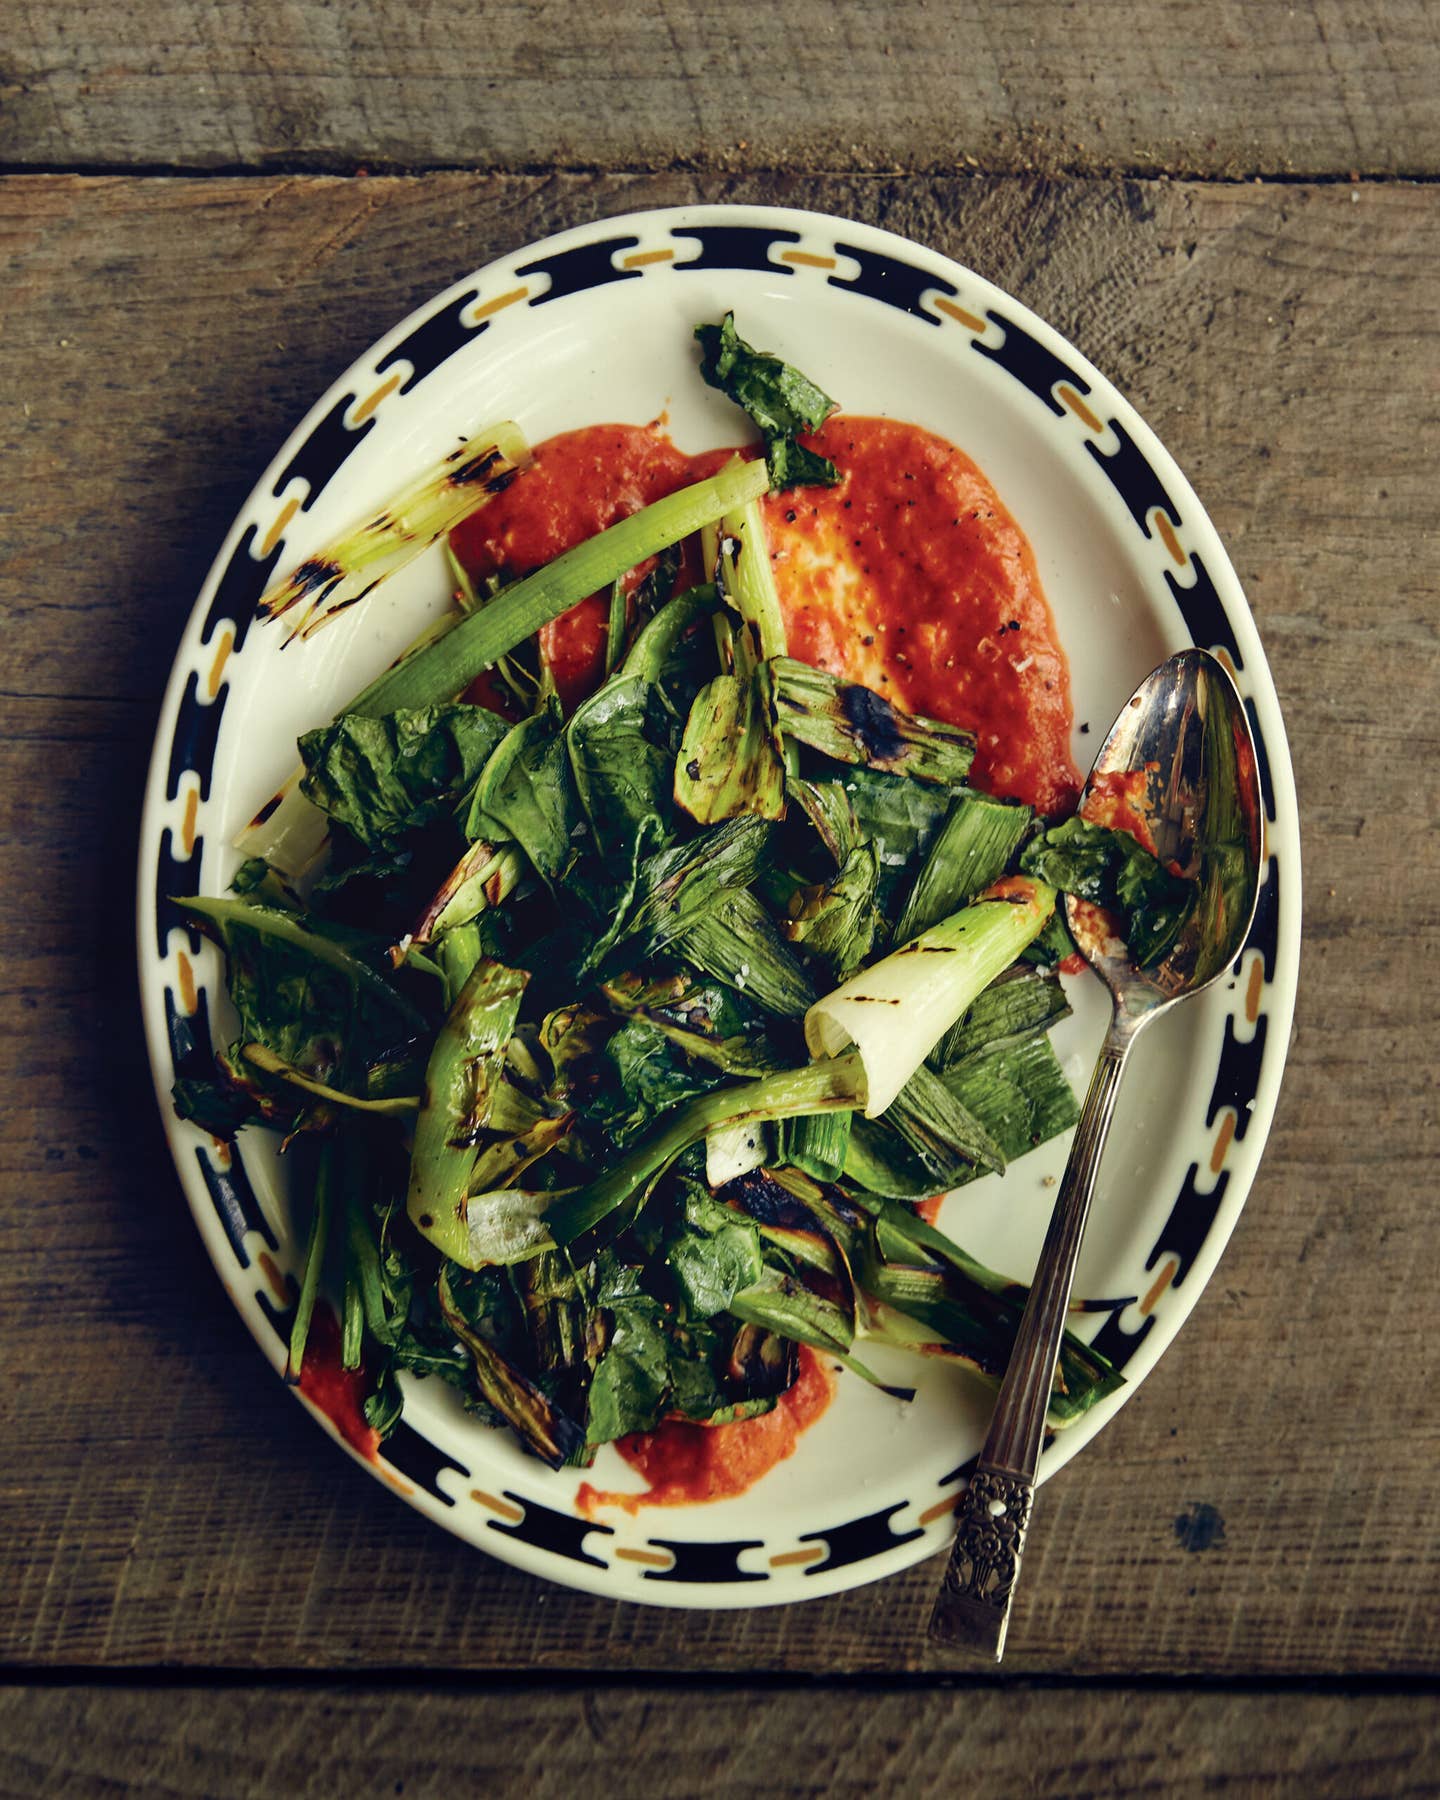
[{"left": 928, "top": 648, "right": 1264, "bottom": 1660}]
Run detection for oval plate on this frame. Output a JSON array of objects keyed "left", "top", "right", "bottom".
[{"left": 137, "top": 205, "right": 1300, "bottom": 1608}]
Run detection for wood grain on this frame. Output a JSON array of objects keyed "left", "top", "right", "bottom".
[
  {"left": 3, "top": 2, "right": 1439, "bottom": 180},
  {"left": 3, "top": 1682, "right": 1437, "bottom": 1798},
  {"left": 2, "top": 171, "right": 1437, "bottom": 1678}
]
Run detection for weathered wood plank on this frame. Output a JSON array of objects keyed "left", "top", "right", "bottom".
[
  {"left": 1, "top": 172, "right": 1436, "bottom": 1676},
  {"left": 2, "top": 1682, "right": 1437, "bottom": 1798},
  {"left": 2, "top": 2, "right": 1439, "bottom": 179}
]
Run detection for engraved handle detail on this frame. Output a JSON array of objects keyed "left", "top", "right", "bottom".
[
  {"left": 929, "top": 1015, "right": 1139, "bottom": 1658},
  {"left": 932, "top": 1467, "right": 1035, "bottom": 1650}
]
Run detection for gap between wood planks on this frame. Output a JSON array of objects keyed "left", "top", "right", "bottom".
[
  {"left": 3, "top": 1666, "right": 1437, "bottom": 1697},
  {"left": 0, "top": 157, "right": 1435, "bottom": 185}
]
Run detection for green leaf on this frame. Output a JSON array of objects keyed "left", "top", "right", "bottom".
[
  {"left": 586, "top": 1293, "right": 672, "bottom": 1444},
  {"left": 605, "top": 1017, "right": 730, "bottom": 1146},
  {"left": 666, "top": 1321, "right": 734, "bottom": 1423},
  {"left": 599, "top": 969, "right": 781, "bottom": 1075},
  {"left": 439, "top": 1266, "right": 586, "bottom": 1468},
  {"left": 771, "top": 658, "right": 976, "bottom": 785},
  {"left": 883, "top": 1062, "right": 1006, "bottom": 1180},
  {"left": 1020, "top": 908, "right": 1078, "bottom": 969},
  {"left": 674, "top": 666, "right": 787, "bottom": 823},
  {"left": 695, "top": 313, "right": 840, "bottom": 489},
  {"left": 729, "top": 1269, "right": 854, "bottom": 1357},
  {"left": 179, "top": 896, "right": 427, "bottom": 1133},
  {"left": 930, "top": 966, "right": 1071, "bottom": 1072},
  {"left": 1019, "top": 815, "right": 1194, "bottom": 967},
  {"left": 941, "top": 1034, "right": 1081, "bottom": 1164},
  {"left": 776, "top": 1110, "right": 852, "bottom": 1183},
  {"left": 842, "top": 1061, "right": 1006, "bottom": 1201},
  {"left": 566, "top": 674, "right": 677, "bottom": 857},
  {"left": 609, "top": 814, "right": 776, "bottom": 963},
  {"left": 789, "top": 775, "right": 863, "bottom": 867},
  {"left": 515, "top": 1250, "right": 597, "bottom": 1374},
  {"left": 766, "top": 437, "right": 844, "bottom": 489},
  {"left": 666, "top": 1188, "right": 765, "bottom": 1317},
  {"left": 465, "top": 700, "right": 581, "bottom": 888},
  {"left": 843, "top": 1115, "right": 944, "bottom": 1203},
  {"left": 407, "top": 957, "right": 530, "bottom": 1263},
  {"left": 620, "top": 583, "right": 718, "bottom": 686},
  {"left": 833, "top": 768, "right": 955, "bottom": 914},
  {"left": 298, "top": 704, "right": 508, "bottom": 851}
]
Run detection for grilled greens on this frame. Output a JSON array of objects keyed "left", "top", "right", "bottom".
[{"left": 175, "top": 318, "right": 1163, "bottom": 1481}]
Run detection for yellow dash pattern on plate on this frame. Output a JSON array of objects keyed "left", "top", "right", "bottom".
[
  {"left": 257, "top": 1251, "right": 294, "bottom": 1307},
  {"left": 206, "top": 626, "right": 234, "bottom": 699},
  {"left": 769, "top": 1545, "right": 825, "bottom": 1569},
  {"left": 932, "top": 296, "right": 987, "bottom": 334},
  {"left": 918, "top": 1494, "right": 963, "bottom": 1527},
  {"left": 614, "top": 1546, "right": 673, "bottom": 1568},
  {"left": 1140, "top": 1257, "right": 1179, "bottom": 1317},
  {"left": 1152, "top": 509, "right": 1187, "bottom": 566},
  {"left": 176, "top": 949, "right": 198, "bottom": 1016},
  {"left": 1210, "top": 1111, "right": 1237, "bottom": 1175},
  {"left": 1057, "top": 383, "right": 1105, "bottom": 434},
  {"left": 350, "top": 371, "right": 403, "bottom": 425},
  {"left": 471, "top": 1489, "right": 523, "bottom": 1522},
  {"left": 1245, "top": 956, "right": 1265, "bottom": 1024},
  {"left": 180, "top": 786, "right": 200, "bottom": 857},
  {"left": 470, "top": 287, "right": 530, "bottom": 323},
  {"left": 260, "top": 495, "right": 301, "bottom": 560}
]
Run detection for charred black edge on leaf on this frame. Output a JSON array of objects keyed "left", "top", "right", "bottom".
[{"left": 838, "top": 683, "right": 907, "bottom": 763}]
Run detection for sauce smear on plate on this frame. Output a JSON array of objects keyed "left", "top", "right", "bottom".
[
  {"left": 764, "top": 417, "right": 1079, "bottom": 816},
  {"left": 452, "top": 418, "right": 1079, "bottom": 816},
  {"left": 296, "top": 1304, "right": 381, "bottom": 1462},
  {"left": 576, "top": 1347, "right": 835, "bottom": 1516}
]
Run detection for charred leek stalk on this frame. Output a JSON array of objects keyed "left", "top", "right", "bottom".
[
  {"left": 438, "top": 1268, "right": 585, "bottom": 1470},
  {"left": 406, "top": 958, "right": 529, "bottom": 1262},
  {"left": 239, "top": 1043, "right": 419, "bottom": 1116},
  {"left": 544, "top": 1050, "right": 867, "bottom": 1245},
  {"left": 237, "top": 462, "right": 765, "bottom": 879},
  {"left": 259, "top": 424, "right": 528, "bottom": 642},
  {"left": 675, "top": 483, "right": 788, "bottom": 822},
  {"left": 351, "top": 459, "right": 769, "bottom": 718},
  {"left": 287, "top": 1140, "right": 335, "bottom": 1379},
  {"left": 805, "top": 879, "right": 1057, "bottom": 1116},
  {"left": 771, "top": 658, "right": 976, "bottom": 785},
  {"left": 893, "top": 790, "right": 1034, "bottom": 943}
]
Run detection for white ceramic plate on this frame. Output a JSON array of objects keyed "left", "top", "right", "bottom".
[{"left": 137, "top": 205, "right": 1300, "bottom": 1607}]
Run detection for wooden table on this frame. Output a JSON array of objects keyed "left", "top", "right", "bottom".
[{"left": 4, "top": 6, "right": 1437, "bottom": 1792}]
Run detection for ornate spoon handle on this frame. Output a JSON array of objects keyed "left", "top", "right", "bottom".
[{"left": 929, "top": 1014, "right": 1137, "bottom": 1658}]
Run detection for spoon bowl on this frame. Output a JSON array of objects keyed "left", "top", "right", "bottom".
[
  {"left": 1073, "top": 648, "right": 1263, "bottom": 1011},
  {"left": 929, "top": 649, "right": 1264, "bottom": 1661}
]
